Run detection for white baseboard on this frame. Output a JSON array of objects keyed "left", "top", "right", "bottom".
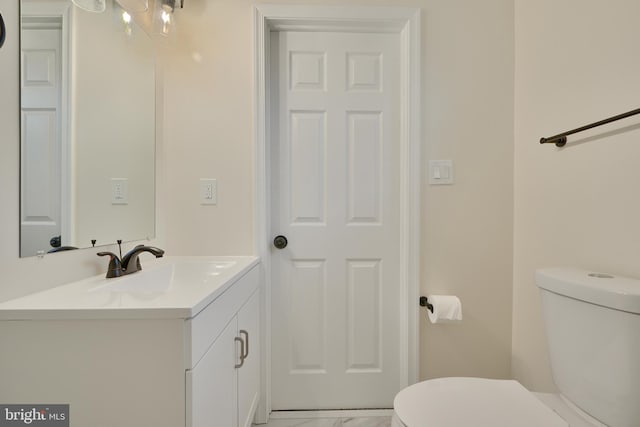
[{"left": 269, "top": 409, "right": 394, "bottom": 419}]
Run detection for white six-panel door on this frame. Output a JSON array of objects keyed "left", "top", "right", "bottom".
[
  {"left": 271, "top": 31, "right": 401, "bottom": 410},
  {"left": 20, "top": 22, "right": 63, "bottom": 256}
]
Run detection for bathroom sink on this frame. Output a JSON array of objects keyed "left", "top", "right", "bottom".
[
  {"left": 0, "top": 256, "right": 256, "bottom": 320},
  {"left": 89, "top": 264, "right": 173, "bottom": 293},
  {"left": 89, "top": 260, "right": 238, "bottom": 293}
]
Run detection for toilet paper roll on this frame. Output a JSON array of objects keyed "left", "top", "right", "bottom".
[{"left": 427, "top": 295, "right": 462, "bottom": 324}]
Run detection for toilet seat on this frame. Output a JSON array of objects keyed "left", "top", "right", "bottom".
[{"left": 393, "top": 377, "right": 568, "bottom": 427}]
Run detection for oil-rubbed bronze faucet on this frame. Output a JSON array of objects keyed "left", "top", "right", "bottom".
[
  {"left": 97, "top": 244, "right": 165, "bottom": 278},
  {"left": 121, "top": 245, "right": 165, "bottom": 273}
]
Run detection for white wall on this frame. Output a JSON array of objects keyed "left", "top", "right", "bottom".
[
  {"left": 162, "top": 0, "right": 514, "bottom": 380},
  {"left": 513, "top": 0, "right": 640, "bottom": 391},
  {"left": 418, "top": 0, "right": 514, "bottom": 380}
]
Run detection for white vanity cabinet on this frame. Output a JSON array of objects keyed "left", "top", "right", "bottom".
[
  {"left": 187, "top": 281, "right": 261, "bottom": 427},
  {"left": 0, "top": 256, "right": 261, "bottom": 427}
]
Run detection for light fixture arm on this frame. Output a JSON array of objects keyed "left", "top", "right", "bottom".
[{"left": 71, "top": 0, "right": 106, "bottom": 13}]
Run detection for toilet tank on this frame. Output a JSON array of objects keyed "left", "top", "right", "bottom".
[{"left": 536, "top": 268, "right": 640, "bottom": 427}]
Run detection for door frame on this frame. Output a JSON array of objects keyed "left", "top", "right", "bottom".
[{"left": 253, "top": 5, "right": 421, "bottom": 422}]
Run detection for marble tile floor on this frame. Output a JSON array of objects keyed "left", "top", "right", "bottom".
[{"left": 255, "top": 417, "right": 391, "bottom": 427}]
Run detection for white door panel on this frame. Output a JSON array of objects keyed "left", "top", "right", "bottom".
[
  {"left": 21, "top": 26, "right": 62, "bottom": 256},
  {"left": 271, "top": 31, "right": 401, "bottom": 410}
]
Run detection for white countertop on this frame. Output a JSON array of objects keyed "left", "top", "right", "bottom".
[{"left": 0, "top": 256, "right": 259, "bottom": 320}]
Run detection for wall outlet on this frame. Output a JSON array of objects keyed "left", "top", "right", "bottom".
[
  {"left": 200, "top": 179, "right": 217, "bottom": 205},
  {"left": 111, "top": 178, "right": 129, "bottom": 204}
]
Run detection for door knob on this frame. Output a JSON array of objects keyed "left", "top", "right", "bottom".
[{"left": 273, "top": 235, "right": 288, "bottom": 249}]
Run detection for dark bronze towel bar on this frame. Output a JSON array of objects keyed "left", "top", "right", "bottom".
[{"left": 540, "top": 107, "right": 640, "bottom": 147}]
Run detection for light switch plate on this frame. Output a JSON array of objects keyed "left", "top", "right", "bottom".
[
  {"left": 429, "top": 160, "right": 454, "bottom": 185},
  {"left": 200, "top": 179, "right": 217, "bottom": 205},
  {"left": 111, "top": 178, "right": 129, "bottom": 204}
]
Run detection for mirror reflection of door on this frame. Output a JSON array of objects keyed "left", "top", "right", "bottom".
[{"left": 20, "top": 9, "right": 70, "bottom": 257}]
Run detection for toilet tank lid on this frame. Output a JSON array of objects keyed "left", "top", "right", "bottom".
[{"left": 536, "top": 267, "right": 640, "bottom": 314}]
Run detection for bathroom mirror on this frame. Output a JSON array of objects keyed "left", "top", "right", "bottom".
[{"left": 20, "top": 0, "right": 156, "bottom": 257}]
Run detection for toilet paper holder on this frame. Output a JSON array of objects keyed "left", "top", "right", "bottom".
[{"left": 419, "top": 296, "right": 434, "bottom": 313}]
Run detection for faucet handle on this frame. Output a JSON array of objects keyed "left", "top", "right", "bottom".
[{"left": 97, "top": 252, "right": 124, "bottom": 278}]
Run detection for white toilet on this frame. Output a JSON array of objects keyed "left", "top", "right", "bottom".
[{"left": 393, "top": 267, "right": 640, "bottom": 427}]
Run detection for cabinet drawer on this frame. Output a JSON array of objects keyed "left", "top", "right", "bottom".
[{"left": 186, "top": 265, "right": 259, "bottom": 369}]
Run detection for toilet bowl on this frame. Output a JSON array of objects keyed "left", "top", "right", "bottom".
[{"left": 393, "top": 268, "right": 640, "bottom": 427}]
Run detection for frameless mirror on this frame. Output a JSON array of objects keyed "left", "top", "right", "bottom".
[{"left": 20, "top": 0, "right": 156, "bottom": 257}]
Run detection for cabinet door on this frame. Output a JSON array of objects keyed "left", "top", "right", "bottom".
[
  {"left": 237, "top": 289, "right": 261, "bottom": 427},
  {"left": 187, "top": 319, "right": 238, "bottom": 427}
]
